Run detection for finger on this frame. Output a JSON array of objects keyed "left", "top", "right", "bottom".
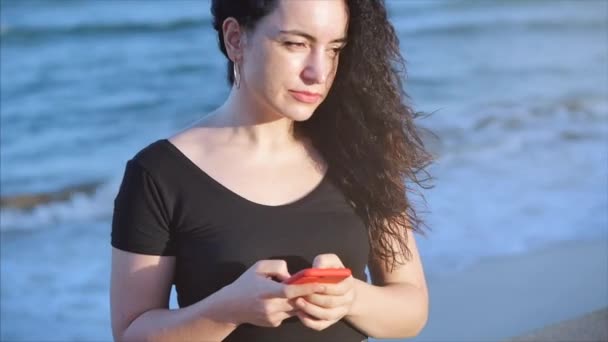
[
  {"left": 294, "top": 297, "right": 347, "bottom": 321},
  {"left": 282, "top": 283, "right": 326, "bottom": 299},
  {"left": 271, "top": 309, "right": 299, "bottom": 323},
  {"left": 316, "top": 278, "right": 352, "bottom": 296},
  {"left": 296, "top": 311, "right": 334, "bottom": 332},
  {"left": 302, "top": 293, "right": 350, "bottom": 309},
  {"left": 266, "top": 282, "right": 324, "bottom": 299},
  {"left": 265, "top": 298, "right": 298, "bottom": 313},
  {"left": 255, "top": 260, "right": 291, "bottom": 282},
  {"left": 260, "top": 309, "right": 299, "bottom": 328},
  {"left": 312, "top": 253, "right": 345, "bottom": 268}
]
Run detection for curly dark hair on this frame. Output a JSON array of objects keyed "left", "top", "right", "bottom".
[{"left": 211, "top": 0, "right": 436, "bottom": 272}]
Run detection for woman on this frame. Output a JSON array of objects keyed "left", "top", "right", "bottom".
[{"left": 110, "top": 0, "right": 434, "bottom": 341}]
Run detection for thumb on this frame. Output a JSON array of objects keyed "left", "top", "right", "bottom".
[
  {"left": 312, "top": 253, "right": 345, "bottom": 268},
  {"left": 255, "top": 260, "right": 291, "bottom": 282},
  {"left": 272, "top": 272, "right": 291, "bottom": 282}
]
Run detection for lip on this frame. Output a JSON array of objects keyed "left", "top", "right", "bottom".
[{"left": 289, "top": 90, "right": 322, "bottom": 104}]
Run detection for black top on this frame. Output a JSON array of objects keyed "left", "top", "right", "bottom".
[{"left": 111, "top": 139, "right": 370, "bottom": 342}]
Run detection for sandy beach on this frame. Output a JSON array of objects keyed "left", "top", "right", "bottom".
[
  {"left": 385, "top": 237, "right": 608, "bottom": 342},
  {"left": 508, "top": 307, "right": 607, "bottom": 341}
]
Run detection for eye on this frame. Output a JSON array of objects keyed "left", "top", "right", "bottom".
[
  {"left": 328, "top": 47, "right": 343, "bottom": 58},
  {"left": 284, "top": 41, "right": 307, "bottom": 49}
]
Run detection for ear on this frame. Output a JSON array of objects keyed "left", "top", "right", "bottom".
[{"left": 222, "top": 17, "right": 245, "bottom": 63}]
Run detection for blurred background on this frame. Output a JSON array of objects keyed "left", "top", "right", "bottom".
[{"left": 1, "top": 0, "right": 606, "bottom": 341}]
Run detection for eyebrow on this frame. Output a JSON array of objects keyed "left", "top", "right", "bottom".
[{"left": 279, "top": 29, "right": 347, "bottom": 44}]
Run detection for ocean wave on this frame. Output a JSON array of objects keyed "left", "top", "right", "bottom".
[
  {"left": 398, "top": 17, "right": 605, "bottom": 37},
  {"left": 0, "top": 24, "right": 9, "bottom": 35},
  {"left": 1, "top": 181, "right": 101, "bottom": 210},
  {"left": 0, "top": 179, "right": 119, "bottom": 232},
  {"left": 0, "top": 17, "right": 209, "bottom": 41},
  {"left": 471, "top": 96, "right": 608, "bottom": 132},
  {"left": 428, "top": 94, "right": 608, "bottom": 165}
]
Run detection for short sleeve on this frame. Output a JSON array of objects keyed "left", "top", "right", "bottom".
[{"left": 111, "top": 159, "right": 176, "bottom": 256}]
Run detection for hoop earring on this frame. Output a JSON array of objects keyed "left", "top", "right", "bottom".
[{"left": 233, "top": 62, "right": 241, "bottom": 89}]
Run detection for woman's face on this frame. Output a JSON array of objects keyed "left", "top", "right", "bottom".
[{"left": 240, "top": 0, "right": 349, "bottom": 121}]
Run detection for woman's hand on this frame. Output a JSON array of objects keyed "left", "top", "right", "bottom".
[
  {"left": 220, "top": 260, "right": 325, "bottom": 328},
  {"left": 294, "top": 254, "right": 357, "bottom": 331}
]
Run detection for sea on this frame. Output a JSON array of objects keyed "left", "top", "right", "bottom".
[{"left": 1, "top": 0, "right": 607, "bottom": 340}]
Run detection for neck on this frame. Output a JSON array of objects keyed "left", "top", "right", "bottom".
[{"left": 199, "top": 86, "right": 301, "bottom": 153}]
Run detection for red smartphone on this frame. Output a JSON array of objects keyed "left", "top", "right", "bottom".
[{"left": 283, "top": 268, "right": 352, "bottom": 285}]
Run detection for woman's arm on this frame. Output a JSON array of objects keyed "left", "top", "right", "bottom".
[
  {"left": 111, "top": 248, "right": 238, "bottom": 342},
  {"left": 345, "top": 279, "right": 428, "bottom": 338},
  {"left": 345, "top": 228, "right": 429, "bottom": 339},
  {"left": 121, "top": 294, "right": 238, "bottom": 342}
]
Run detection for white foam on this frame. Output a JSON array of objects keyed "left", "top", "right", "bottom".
[
  {"left": 417, "top": 95, "right": 608, "bottom": 275},
  {"left": 0, "top": 177, "right": 121, "bottom": 232}
]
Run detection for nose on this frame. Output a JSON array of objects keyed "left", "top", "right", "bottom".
[{"left": 301, "top": 48, "right": 332, "bottom": 85}]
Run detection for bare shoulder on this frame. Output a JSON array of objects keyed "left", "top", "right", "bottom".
[{"left": 166, "top": 114, "right": 220, "bottom": 156}]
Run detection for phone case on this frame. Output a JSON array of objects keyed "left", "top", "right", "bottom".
[{"left": 283, "top": 268, "right": 352, "bottom": 284}]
